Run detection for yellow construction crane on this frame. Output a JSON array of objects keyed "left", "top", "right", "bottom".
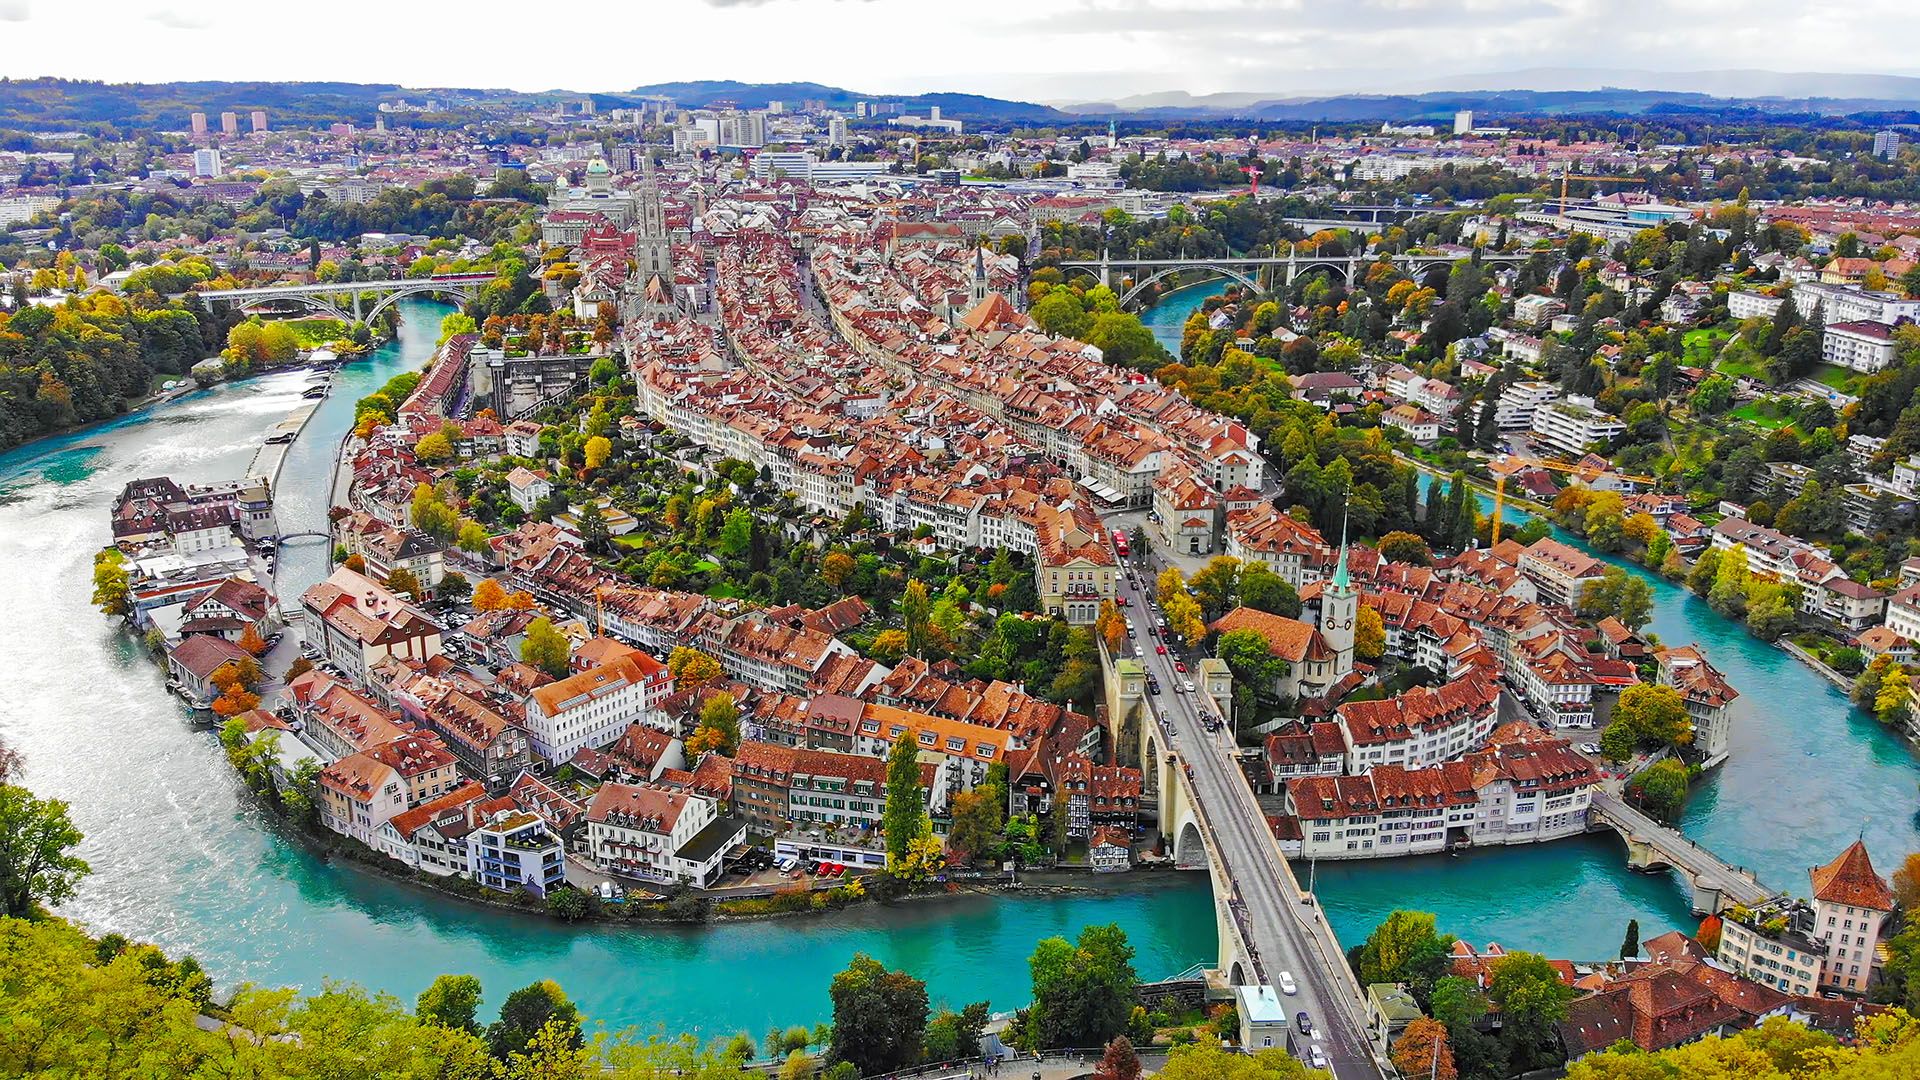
[
  {"left": 1489, "top": 455, "right": 1659, "bottom": 544},
  {"left": 1556, "top": 172, "right": 1646, "bottom": 215}
]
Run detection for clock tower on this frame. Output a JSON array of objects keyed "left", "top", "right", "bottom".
[{"left": 1320, "top": 513, "right": 1357, "bottom": 680}]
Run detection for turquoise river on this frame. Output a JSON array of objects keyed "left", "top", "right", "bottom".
[{"left": 0, "top": 295, "right": 1913, "bottom": 1036}]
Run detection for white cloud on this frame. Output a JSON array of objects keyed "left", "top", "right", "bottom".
[{"left": 0, "top": 0, "right": 1914, "bottom": 99}]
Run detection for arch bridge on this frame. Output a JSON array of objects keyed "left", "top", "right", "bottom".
[
  {"left": 1060, "top": 251, "right": 1527, "bottom": 308},
  {"left": 1588, "top": 790, "right": 1773, "bottom": 915},
  {"left": 196, "top": 273, "right": 494, "bottom": 324}
]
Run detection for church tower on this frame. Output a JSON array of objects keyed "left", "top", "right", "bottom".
[
  {"left": 970, "top": 247, "right": 990, "bottom": 306},
  {"left": 627, "top": 154, "right": 677, "bottom": 320},
  {"left": 1320, "top": 513, "right": 1357, "bottom": 680}
]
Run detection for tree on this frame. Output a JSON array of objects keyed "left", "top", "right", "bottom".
[
  {"left": 667, "top": 647, "right": 722, "bottom": 691},
  {"left": 1355, "top": 604, "right": 1386, "bottom": 661},
  {"left": 1621, "top": 919, "right": 1640, "bottom": 960},
  {"left": 827, "top": 954, "right": 928, "bottom": 1075},
  {"left": 418, "top": 974, "right": 485, "bottom": 1035},
  {"left": 520, "top": 617, "right": 571, "bottom": 679},
  {"left": 416, "top": 432, "right": 455, "bottom": 463},
  {"left": 1893, "top": 852, "right": 1920, "bottom": 912},
  {"left": 1154, "top": 1044, "right": 1322, "bottom": 1079},
  {"left": 1612, "top": 684, "right": 1693, "bottom": 750},
  {"left": 1616, "top": 575, "right": 1654, "bottom": 631},
  {"left": 882, "top": 734, "right": 929, "bottom": 870},
  {"left": 1390, "top": 1017, "right": 1457, "bottom": 1080},
  {"left": 1027, "top": 924, "right": 1139, "bottom": 1050},
  {"left": 91, "top": 549, "right": 131, "bottom": 617},
  {"left": 506, "top": 1016, "right": 593, "bottom": 1080},
  {"left": 438, "top": 571, "right": 472, "bottom": 603},
  {"left": 1486, "top": 951, "right": 1575, "bottom": 1060},
  {"left": 1189, "top": 556, "right": 1244, "bottom": 619},
  {"left": 0, "top": 784, "right": 90, "bottom": 916},
  {"left": 1378, "top": 531, "right": 1434, "bottom": 566},
  {"left": 1428, "top": 975, "right": 1487, "bottom": 1030},
  {"left": 1096, "top": 599, "right": 1128, "bottom": 654},
  {"left": 1877, "top": 666, "right": 1913, "bottom": 726},
  {"left": 1628, "top": 758, "right": 1693, "bottom": 822},
  {"left": 472, "top": 577, "right": 509, "bottom": 612},
  {"left": 1094, "top": 1035, "right": 1143, "bottom": 1080},
  {"left": 901, "top": 579, "right": 932, "bottom": 657},
  {"left": 820, "top": 552, "right": 856, "bottom": 590},
  {"left": 1356, "top": 910, "right": 1451, "bottom": 993},
  {"left": 385, "top": 566, "right": 423, "bottom": 599},
  {"left": 583, "top": 436, "right": 612, "bottom": 471},
  {"left": 869, "top": 629, "right": 908, "bottom": 665},
  {"left": 487, "top": 979, "right": 581, "bottom": 1060},
  {"left": 717, "top": 508, "right": 754, "bottom": 558},
  {"left": 687, "top": 693, "right": 740, "bottom": 758},
  {"left": 923, "top": 1001, "right": 989, "bottom": 1063},
  {"left": 946, "top": 788, "right": 1002, "bottom": 864},
  {"left": 1240, "top": 565, "right": 1302, "bottom": 617},
  {"left": 236, "top": 623, "right": 270, "bottom": 657}
]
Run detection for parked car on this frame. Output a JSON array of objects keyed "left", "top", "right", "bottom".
[
  {"left": 1296, "top": 1012, "right": 1313, "bottom": 1036},
  {"left": 1183, "top": 680, "right": 1196, "bottom": 693},
  {"left": 1279, "top": 971, "right": 1297, "bottom": 995},
  {"left": 1308, "top": 1044, "right": 1327, "bottom": 1070},
  {"left": 1578, "top": 742, "right": 1602, "bottom": 755},
  {"left": 1155, "top": 644, "right": 1168, "bottom": 655},
  {"left": 1174, "top": 661, "right": 1187, "bottom": 673}
]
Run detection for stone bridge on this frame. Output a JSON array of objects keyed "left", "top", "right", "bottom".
[{"left": 1589, "top": 790, "right": 1772, "bottom": 914}]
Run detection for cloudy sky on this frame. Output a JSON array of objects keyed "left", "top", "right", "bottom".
[{"left": 1, "top": 0, "right": 1917, "bottom": 102}]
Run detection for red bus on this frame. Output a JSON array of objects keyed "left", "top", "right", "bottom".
[{"left": 1113, "top": 529, "right": 1130, "bottom": 558}]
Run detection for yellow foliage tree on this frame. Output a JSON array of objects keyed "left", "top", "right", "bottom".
[
  {"left": 668, "top": 646, "right": 723, "bottom": 690},
  {"left": 583, "top": 436, "right": 612, "bottom": 471},
  {"left": 471, "top": 578, "right": 508, "bottom": 612},
  {"left": 1355, "top": 605, "right": 1386, "bottom": 661}
]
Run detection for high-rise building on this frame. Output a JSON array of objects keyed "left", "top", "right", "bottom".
[
  {"left": 193, "top": 148, "right": 222, "bottom": 177},
  {"left": 580, "top": 97, "right": 596, "bottom": 116},
  {"left": 1874, "top": 129, "right": 1902, "bottom": 161},
  {"left": 828, "top": 115, "right": 848, "bottom": 147},
  {"left": 250, "top": 110, "right": 268, "bottom": 133},
  {"left": 855, "top": 101, "right": 869, "bottom": 118},
  {"left": 766, "top": 100, "right": 785, "bottom": 115},
  {"left": 221, "top": 112, "right": 239, "bottom": 136},
  {"left": 190, "top": 112, "right": 207, "bottom": 136},
  {"left": 1453, "top": 110, "right": 1474, "bottom": 136}
]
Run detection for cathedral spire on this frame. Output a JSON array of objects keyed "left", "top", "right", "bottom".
[{"left": 1331, "top": 503, "right": 1351, "bottom": 592}]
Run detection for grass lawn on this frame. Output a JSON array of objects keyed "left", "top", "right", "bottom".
[
  {"left": 706, "top": 582, "right": 743, "bottom": 599},
  {"left": 692, "top": 558, "right": 722, "bottom": 573},
  {"left": 1684, "top": 326, "right": 1731, "bottom": 366},
  {"left": 1729, "top": 402, "right": 1793, "bottom": 429},
  {"left": 1810, "top": 364, "right": 1857, "bottom": 391},
  {"left": 611, "top": 534, "right": 650, "bottom": 549},
  {"left": 281, "top": 318, "right": 350, "bottom": 348},
  {"left": 1716, "top": 354, "right": 1768, "bottom": 380}
]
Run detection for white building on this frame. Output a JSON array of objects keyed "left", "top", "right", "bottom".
[
  {"left": 1530, "top": 395, "right": 1627, "bottom": 455},
  {"left": 193, "top": 148, "right": 222, "bottom": 177},
  {"left": 1727, "top": 290, "right": 1786, "bottom": 321},
  {"left": 585, "top": 783, "right": 745, "bottom": 888},
  {"left": 1823, "top": 321, "right": 1899, "bottom": 374},
  {"left": 524, "top": 653, "right": 673, "bottom": 765}
]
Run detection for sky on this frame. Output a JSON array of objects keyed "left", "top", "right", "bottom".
[{"left": 2, "top": 0, "right": 1919, "bottom": 103}]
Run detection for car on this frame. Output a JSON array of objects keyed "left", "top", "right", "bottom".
[
  {"left": 1118, "top": 596, "right": 1129, "bottom": 606},
  {"left": 1184, "top": 680, "right": 1196, "bottom": 693},
  {"left": 1296, "top": 1012, "right": 1313, "bottom": 1036},
  {"left": 1174, "top": 661, "right": 1187, "bottom": 673},
  {"left": 1156, "top": 644, "right": 1168, "bottom": 655},
  {"left": 1127, "top": 626, "right": 1137, "bottom": 638},
  {"left": 1148, "top": 683, "right": 1161, "bottom": 695},
  {"left": 1579, "top": 742, "right": 1602, "bottom": 755},
  {"left": 1308, "top": 1045, "right": 1327, "bottom": 1070},
  {"left": 1173, "top": 681, "right": 1186, "bottom": 693}
]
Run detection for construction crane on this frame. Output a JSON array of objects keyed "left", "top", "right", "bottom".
[
  {"left": 1243, "top": 162, "right": 1264, "bottom": 198},
  {"left": 1489, "top": 454, "right": 1659, "bottom": 544},
  {"left": 1556, "top": 172, "right": 1647, "bottom": 215}
]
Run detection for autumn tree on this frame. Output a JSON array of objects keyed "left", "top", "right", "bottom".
[
  {"left": 1095, "top": 599, "right": 1127, "bottom": 653},
  {"left": 668, "top": 647, "right": 722, "bottom": 691},
  {"left": 91, "top": 549, "right": 131, "bottom": 617},
  {"left": 821, "top": 551, "right": 856, "bottom": 591},
  {"left": 236, "top": 624, "right": 270, "bottom": 657},
  {"left": 687, "top": 693, "right": 741, "bottom": 758},
  {"left": 385, "top": 566, "right": 422, "bottom": 599},
  {"left": 472, "top": 577, "right": 509, "bottom": 612},
  {"left": 1894, "top": 852, "right": 1920, "bottom": 911},
  {"left": 869, "top": 629, "right": 908, "bottom": 664},
  {"left": 583, "top": 436, "right": 612, "bottom": 471},
  {"left": 1094, "top": 1035, "right": 1143, "bottom": 1080},
  {"left": 1378, "top": 531, "right": 1433, "bottom": 566},
  {"left": 1390, "top": 1018, "right": 1456, "bottom": 1080},
  {"left": 1354, "top": 604, "right": 1386, "bottom": 661}
]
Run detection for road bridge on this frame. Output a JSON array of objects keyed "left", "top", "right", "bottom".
[
  {"left": 1106, "top": 574, "right": 1385, "bottom": 1078},
  {"left": 1589, "top": 790, "right": 1773, "bottom": 914},
  {"left": 1059, "top": 250, "right": 1526, "bottom": 307},
  {"left": 272, "top": 530, "right": 332, "bottom": 545},
  {"left": 196, "top": 273, "right": 493, "bottom": 323}
]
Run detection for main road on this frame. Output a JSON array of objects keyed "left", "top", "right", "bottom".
[{"left": 1113, "top": 546, "right": 1383, "bottom": 1080}]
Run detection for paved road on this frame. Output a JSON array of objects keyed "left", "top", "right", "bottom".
[
  {"left": 1115, "top": 554, "right": 1382, "bottom": 1080},
  {"left": 1588, "top": 789, "right": 1771, "bottom": 905}
]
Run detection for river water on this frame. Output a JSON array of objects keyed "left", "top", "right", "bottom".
[{"left": 3, "top": 294, "right": 1915, "bottom": 1036}]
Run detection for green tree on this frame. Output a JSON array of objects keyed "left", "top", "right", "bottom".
[
  {"left": 418, "top": 974, "right": 485, "bottom": 1035},
  {"left": 1027, "top": 924, "right": 1139, "bottom": 1050},
  {"left": 946, "top": 788, "right": 1003, "bottom": 864},
  {"left": 1612, "top": 684, "right": 1693, "bottom": 750},
  {"left": 688, "top": 692, "right": 741, "bottom": 757},
  {"left": 1239, "top": 565, "right": 1302, "bottom": 617},
  {"left": 1486, "top": 951, "right": 1575, "bottom": 1068},
  {"left": 487, "top": 979, "right": 581, "bottom": 1060},
  {"left": 901, "top": 579, "right": 932, "bottom": 657},
  {"left": 827, "top": 954, "right": 929, "bottom": 1075},
  {"left": 1154, "top": 1043, "right": 1324, "bottom": 1079},
  {"left": 0, "top": 783, "right": 91, "bottom": 916},
  {"left": 882, "top": 734, "right": 929, "bottom": 870},
  {"left": 520, "top": 617, "right": 572, "bottom": 679},
  {"left": 1356, "top": 910, "right": 1452, "bottom": 997},
  {"left": 1627, "top": 758, "right": 1693, "bottom": 823}
]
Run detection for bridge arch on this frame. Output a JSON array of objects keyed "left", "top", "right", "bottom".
[
  {"left": 245, "top": 294, "right": 353, "bottom": 322},
  {"left": 1119, "top": 263, "right": 1263, "bottom": 308},
  {"left": 1175, "top": 819, "right": 1208, "bottom": 870},
  {"left": 361, "top": 281, "right": 483, "bottom": 323},
  {"left": 1229, "top": 960, "right": 1249, "bottom": 987},
  {"left": 1287, "top": 260, "right": 1358, "bottom": 286}
]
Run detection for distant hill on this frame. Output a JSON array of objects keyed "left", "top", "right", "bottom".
[
  {"left": 1055, "top": 86, "right": 1920, "bottom": 121},
  {"left": 627, "top": 80, "right": 1063, "bottom": 121}
]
